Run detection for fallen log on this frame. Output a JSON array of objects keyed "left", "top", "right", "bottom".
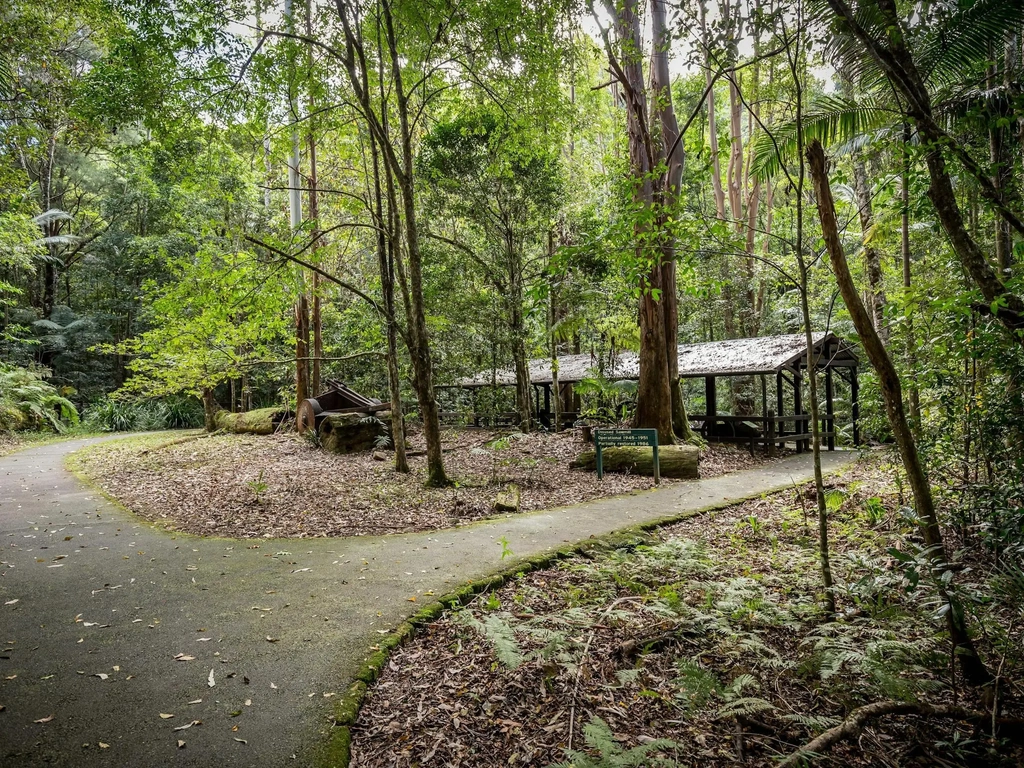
[
  {"left": 215, "top": 407, "right": 292, "bottom": 435},
  {"left": 570, "top": 444, "right": 699, "bottom": 479}
]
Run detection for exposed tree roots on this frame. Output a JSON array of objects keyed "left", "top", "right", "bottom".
[{"left": 779, "top": 700, "right": 1024, "bottom": 767}]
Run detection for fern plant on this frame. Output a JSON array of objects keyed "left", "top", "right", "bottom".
[
  {"left": 0, "top": 364, "right": 79, "bottom": 432},
  {"left": 549, "top": 717, "right": 679, "bottom": 768}
]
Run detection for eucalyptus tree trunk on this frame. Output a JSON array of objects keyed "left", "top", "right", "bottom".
[
  {"left": 900, "top": 127, "right": 921, "bottom": 435},
  {"left": 603, "top": 0, "right": 675, "bottom": 444},
  {"left": 808, "top": 138, "right": 991, "bottom": 686},
  {"left": 650, "top": 0, "right": 693, "bottom": 442}
]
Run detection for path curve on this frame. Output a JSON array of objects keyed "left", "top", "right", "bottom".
[{"left": 0, "top": 436, "right": 854, "bottom": 766}]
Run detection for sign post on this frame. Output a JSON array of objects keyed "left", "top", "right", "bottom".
[{"left": 594, "top": 428, "right": 660, "bottom": 485}]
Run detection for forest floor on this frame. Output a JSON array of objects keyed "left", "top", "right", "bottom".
[
  {"left": 0, "top": 431, "right": 24, "bottom": 456},
  {"left": 69, "top": 429, "right": 788, "bottom": 539},
  {"left": 350, "top": 454, "right": 1024, "bottom": 768}
]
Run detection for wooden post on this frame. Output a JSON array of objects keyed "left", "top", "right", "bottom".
[
  {"left": 825, "top": 364, "right": 835, "bottom": 451},
  {"left": 776, "top": 371, "right": 785, "bottom": 450},
  {"left": 851, "top": 366, "right": 861, "bottom": 446},
  {"left": 793, "top": 369, "right": 804, "bottom": 453},
  {"left": 543, "top": 384, "right": 551, "bottom": 429},
  {"left": 760, "top": 374, "right": 768, "bottom": 453},
  {"left": 766, "top": 408, "right": 776, "bottom": 457},
  {"left": 705, "top": 375, "right": 717, "bottom": 421}
]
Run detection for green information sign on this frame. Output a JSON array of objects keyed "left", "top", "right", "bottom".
[{"left": 594, "top": 428, "right": 660, "bottom": 485}]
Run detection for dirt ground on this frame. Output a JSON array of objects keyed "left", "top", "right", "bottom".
[
  {"left": 349, "top": 456, "right": 1023, "bottom": 768},
  {"left": 70, "top": 428, "right": 786, "bottom": 539}
]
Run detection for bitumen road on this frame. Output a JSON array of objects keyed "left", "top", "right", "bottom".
[{"left": 0, "top": 436, "right": 854, "bottom": 767}]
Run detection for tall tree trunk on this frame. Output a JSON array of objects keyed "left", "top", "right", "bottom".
[
  {"left": 382, "top": 2, "right": 448, "bottom": 485},
  {"left": 651, "top": 0, "right": 693, "bottom": 442},
  {"left": 202, "top": 388, "right": 218, "bottom": 432},
  {"left": 603, "top": 0, "right": 675, "bottom": 444},
  {"left": 510, "top": 269, "right": 533, "bottom": 432},
  {"left": 901, "top": 126, "right": 921, "bottom": 435},
  {"left": 808, "top": 139, "right": 991, "bottom": 686},
  {"left": 548, "top": 230, "right": 562, "bottom": 433},
  {"left": 336, "top": 0, "right": 448, "bottom": 485},
  {"left": 368, "top": 130, "right": 409, "bottom": 473},
  {"left": 295, "top": 295, "right": 310, "bottom": 409},
  {"left": 306, "top": 6, "right": 323, "bottom": 396},
  {"left": 790, "top": 39, "right": 835, "bottom": 616},
  {"left": 852, "top": 151, "right": 887, "bottom": 341}
]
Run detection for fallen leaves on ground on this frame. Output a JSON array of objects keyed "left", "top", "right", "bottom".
[
  {"left": 349, "top": 458, "right": 1022, "bottom": 768},
  {"left": 74, "top": 430, "right": 783, "bottom": 539}
]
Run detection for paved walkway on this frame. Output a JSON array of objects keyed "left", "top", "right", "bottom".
[{"left": 0, "top": 437, "right": 854, "bottom": 767}]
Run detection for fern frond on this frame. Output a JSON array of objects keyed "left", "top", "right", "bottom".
[
  {"left": 918, "top": 0, "right": 1024, "bottom": 88},
  {"left": 750, "top": 95, "right": 896, "bottom": 180},
  {"left": 31, "top": 209, "right": 74, "bottom": 227}
]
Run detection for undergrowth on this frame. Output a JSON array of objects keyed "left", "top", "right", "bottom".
[{"left": 352, "top": 456, "right": 1024, "bottom": 768}]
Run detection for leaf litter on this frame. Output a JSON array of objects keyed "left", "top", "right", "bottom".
[{"left": 73, "top": 432, "right": 779, "bottom": 539}]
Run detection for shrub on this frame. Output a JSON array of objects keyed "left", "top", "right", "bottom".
[
  {"left": 84, "top": 395, "right": 204, "bottom": 432},
  {"left": 0, "top": 364, "right": 79, "bottom": 432}
]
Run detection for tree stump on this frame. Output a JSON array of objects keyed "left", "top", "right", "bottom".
[
  {"left": 570, "top": 444, "right": 699, "bottom": 479},
  {"left": 319, "top": 411, "right": 392, "bottom": 454},
  {"left": 494, "top": 484, "right": 521, "bottom": 512}
]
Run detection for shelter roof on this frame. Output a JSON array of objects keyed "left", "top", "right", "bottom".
[{"left": 454, "top": 333, "right": 857, "bottom": 387}]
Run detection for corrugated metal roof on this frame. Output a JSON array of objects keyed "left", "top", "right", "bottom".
[{"left": 456, "top": 333, "right": 855, "bottom": 387}]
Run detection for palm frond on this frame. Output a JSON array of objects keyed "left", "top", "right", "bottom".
[
  {"left": 0, "top": 58, "right": 14, "bottom": 99},
  {"left": 811, "top": 0, "right": 891, "bottom": 90},
  {"left": 750, "top": 95, "right": 896, "bottom": 180},
  {"left": 32, "top": 209, "right": 74, "bottom": 228},
  {"left": 33, "top": 234, "right": 82, "bottom": 248},
  {"left": 918, "top": 0, "right": 1024, "bottom": 89}
]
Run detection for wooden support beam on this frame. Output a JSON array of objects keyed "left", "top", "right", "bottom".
[
  {"left": 794, "top": 370, "right": 804, "bottom": 453},
  {"left": 543, "top": 384, "right": 551, "bottom": 429},
  {"left": 825, "top": 364, "right": 835, "bottom": 451},
  {"left": 705, "top": 376, "right": 717, "bottom": 419},
  {"left": 776, "top": 371, "right": 785, "bottom": 450},
  {"left": 851, "top": 366, "right": 861, "bottom": 446}
]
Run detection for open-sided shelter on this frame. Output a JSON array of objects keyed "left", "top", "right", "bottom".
[{"left": 450, "top": 333, "right": 859, "bottom": 452}]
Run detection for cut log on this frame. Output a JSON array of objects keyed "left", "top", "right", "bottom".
[
  {"left": 215, "top": 407, "right": 292, "bottom": 435},
  {"left": 494, "top": 484, "right": 521, "bottom": 512},
  {"left": 319, "top": 411, "right": 392, "bottom": 454},
  {"left": 570, "top": 444, "right": 698, "bottom": 479}
]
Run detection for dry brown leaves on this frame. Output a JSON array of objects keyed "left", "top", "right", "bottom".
[
  {"left": 350, "top": 456, "right": 1023, "bottom": 768},
  {"left": 73, "top": 429, "right": 776, "bottom": 539},
  {"left": 0, "top": 432, "right": 26, "bottom": 457}
]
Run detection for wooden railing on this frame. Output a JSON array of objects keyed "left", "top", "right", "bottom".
[
  {"left": 438, "top": 411, "right": 581, "bottom": 429},
  {"left": 689, "top": 410, "right": 838, "bottom": 455}
]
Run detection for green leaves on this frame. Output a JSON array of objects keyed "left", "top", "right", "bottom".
[{"left": 749, "top": 95, "right": 896, "bottom": 180}]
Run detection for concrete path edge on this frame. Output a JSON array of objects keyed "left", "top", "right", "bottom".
[{"left": 316, "top": 452, "right": 861, "bottom": 767}]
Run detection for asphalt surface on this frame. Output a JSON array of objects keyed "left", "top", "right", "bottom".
[{"left": 0, "top": 436, "right": 854, "bottom": 767}]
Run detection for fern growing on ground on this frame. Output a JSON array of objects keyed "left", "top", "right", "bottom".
[
  {"left": 548, "top": 717, "right": 679, "bottom": 768},
  {"left": 0, "top": 364, "right": 79, "bottom": 432}
]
